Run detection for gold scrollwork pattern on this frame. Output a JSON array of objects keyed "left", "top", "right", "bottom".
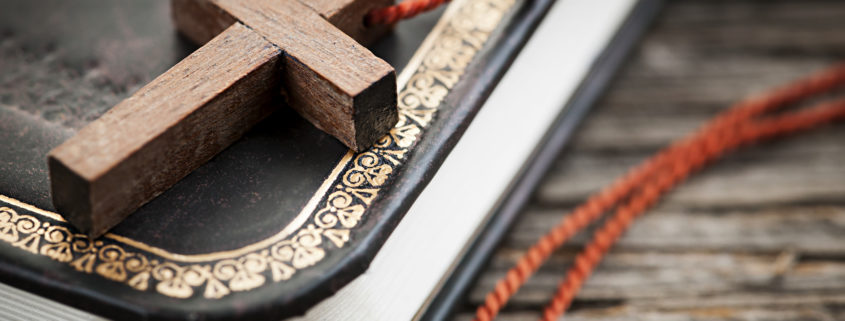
[{"left": 0, "top": 0, "right": 516, "bottom": 300}]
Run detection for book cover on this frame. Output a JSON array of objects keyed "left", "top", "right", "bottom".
[{"left": 0, "top": 0, "right": 548, "bottom": 319}]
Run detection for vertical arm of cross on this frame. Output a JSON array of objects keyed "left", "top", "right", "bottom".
[{"left": 174, "top": 0, "right": 398, "bottom": 150}]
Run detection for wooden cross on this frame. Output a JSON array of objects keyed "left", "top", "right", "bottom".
[{"left": 48, "top": 0, "right": 398, "bottom": 237}]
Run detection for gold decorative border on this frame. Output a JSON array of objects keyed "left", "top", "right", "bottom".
[{"left": 0, "top": 0, "right": 517, "bottom": 300}]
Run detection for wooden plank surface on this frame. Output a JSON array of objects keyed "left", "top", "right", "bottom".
[{"left": 458, "top": 1, "right": 845, "bottom": 320}]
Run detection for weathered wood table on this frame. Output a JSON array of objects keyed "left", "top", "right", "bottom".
[{"left": 458, "top": 1, "right": 845, "bottom": 320}]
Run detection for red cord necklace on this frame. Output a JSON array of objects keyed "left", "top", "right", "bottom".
[
  {"left": 371, "top": 2, "right": 845, "bottom": 320},
  {"left": 367, "top": 0, "right": 452, "bottom": 26},
  {"left": 474, "top": 65, "right": 845, "bottom": 321}
]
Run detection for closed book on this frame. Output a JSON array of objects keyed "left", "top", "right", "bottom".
[{"left": 0, "top": 0, "right": 659, "bottom": 319}]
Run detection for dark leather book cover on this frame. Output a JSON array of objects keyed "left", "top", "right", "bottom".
[{"left": 0, "top": 0, "right": 547, "bottom": 319}]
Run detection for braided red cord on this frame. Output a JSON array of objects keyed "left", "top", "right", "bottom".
[
  {"left": 540, "top": 100, "right": 845, "bottom": 321},
  {"left": 366, "top": 0, "right": 451, "bottom": 26},
  {"left": 473, "top": 64, "right": 845, "bottom": 321}
]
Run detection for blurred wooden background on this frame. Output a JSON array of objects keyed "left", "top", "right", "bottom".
[{"left": 459, "top": 0, "right": 845, "bottom": 320}]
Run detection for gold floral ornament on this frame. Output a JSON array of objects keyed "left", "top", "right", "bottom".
[{"left": 0, "top": 0, "right": 517, "bottom": 300}]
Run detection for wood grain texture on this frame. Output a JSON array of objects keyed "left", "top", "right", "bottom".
[
  {"left": 174, "top": 0, "right": 398, "bottom": 151},
  {"left": 458, "top": 1, "right": 845, "bottom": 320},
  {"left": 297, "top": 0, "right": 395, "bottom": 45},
  {"left": 171, "top": 0, "right": 237, "bottom": 45},
  {"left": 219, "top": 0, "right": 397, "bottom": 151},
  {"left": 51, "top": 0, "right": 398, "bottom": 237},
  {"left": 48, "top": 23, "right": 282, "bottom": 237}
]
